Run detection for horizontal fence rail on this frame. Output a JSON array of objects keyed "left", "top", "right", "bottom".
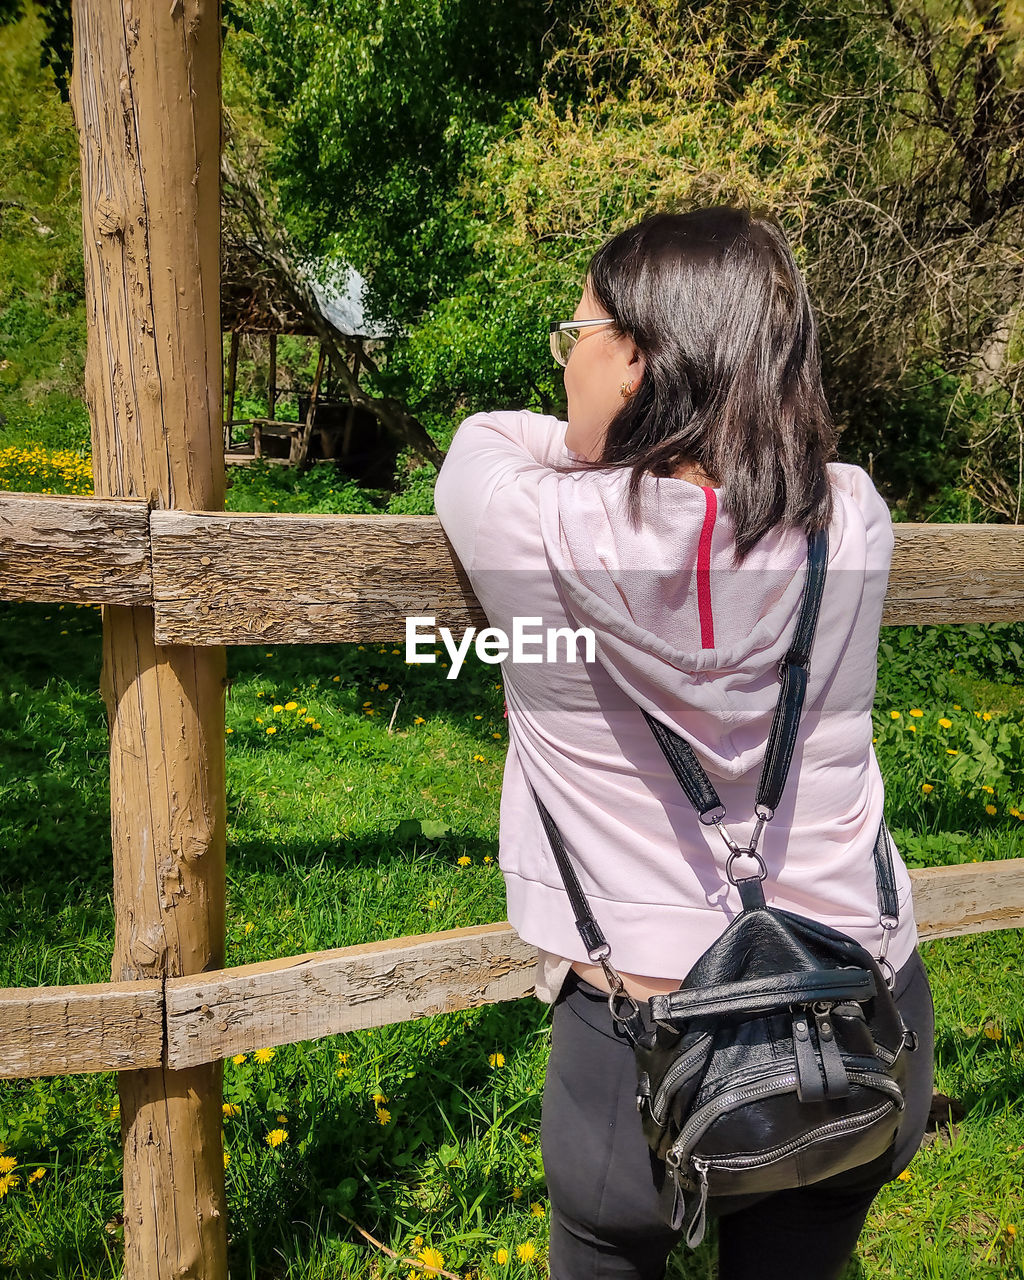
[
  {"left": 0, "top": 493, "right": 151, "bottom": 603},
  {"left": 3, "top": 858, "right": 1023, "bottom": 1080},
  {"left": 3, "top": 493, "right": 1024, "bottom": 636}
]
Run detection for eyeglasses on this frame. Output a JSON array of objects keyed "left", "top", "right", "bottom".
[{"left": 549, "top": 318, "right": 615, "bottom": 367}]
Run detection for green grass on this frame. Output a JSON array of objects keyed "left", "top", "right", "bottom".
[{"left": 0, "top": 601, "right": 1022, "bottom": 1278}]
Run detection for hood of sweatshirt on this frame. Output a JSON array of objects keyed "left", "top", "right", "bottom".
[{"left": 535, "top": 452, "right": 892, "bottom": 781}]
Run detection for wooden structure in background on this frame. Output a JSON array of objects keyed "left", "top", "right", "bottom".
[
  {"left": 221, "top": 244, "right": 391, "bottom": 471},
  {"left": 0, "top": 3, "right": 1018, "bottom": 1278}
]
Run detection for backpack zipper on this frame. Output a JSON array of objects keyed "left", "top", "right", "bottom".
[
  {"left": 649, "top": 1033, "right": 715, "bottom": 1124},
  {"left": 665, "top": 1067, "right": 904, "bottom": 1172},
  {"left": 695, "top": 1098, "right": 897, "bottom": 1172}
]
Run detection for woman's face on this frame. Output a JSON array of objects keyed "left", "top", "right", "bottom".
[{"left": 563, "top": 279, "right": 645, "bottom": 461}]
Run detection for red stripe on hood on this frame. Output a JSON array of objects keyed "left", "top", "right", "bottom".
[{"left": 697, "top": 486, "right": 717, "bottom": 648}]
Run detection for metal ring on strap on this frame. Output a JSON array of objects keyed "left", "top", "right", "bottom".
[{"left": 725, "top": 848, "right": 768, "bottom": 885}]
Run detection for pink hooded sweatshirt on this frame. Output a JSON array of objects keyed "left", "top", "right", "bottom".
[{"left": 433, "top": 409, "right": 919, "bottom": 994}]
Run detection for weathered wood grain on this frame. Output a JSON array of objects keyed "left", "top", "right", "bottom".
[
  {"left": 149, "top": 510, "right": 488, "bottom": 644},
  {"left": 4, "top": 859, "right": 1023, "bottom": 1077},
  {"left": 0, "top": 492, "right": 151, "bottom": 603},
  {"left": 882, "top": 524, "right": 1024, "bottom": 624},
  {"left": 149, "top": 516, "right": 1024, "bottom": 644},
  {"left": 164, "top": 920, "right": 538, "bottom": 1068},
  {"left": 161, "top": 857, "right": 1024, "bottom": 1067},
  {"left": 4, "top": 509, "right": 1022, "bottom": 630},
  {"left": 910, "top": 857, "right": 1024, "bottom": 940},
  {"left": 70, "top": 0, "right": 229, "bottom": 1270},
  {"left": 0, "top": 979, "right": 163, "bottom": 1079}
]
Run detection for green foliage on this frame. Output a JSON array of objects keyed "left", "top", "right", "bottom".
[
  {"left": 0, "top": 5, "right": 84, "bottom": 419},
  {"left": 225, "top": 458, "right": 387, "bottom": 514},
  {"left": 1, "top": 600, "right": 1023, "bottom": 1275},
  {"left": 225, "top": 0, "right": 556, "bottom": 323}
]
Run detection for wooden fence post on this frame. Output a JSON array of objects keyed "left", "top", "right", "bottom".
[{"left": 69, "top": 2, "right": 228, "bottom": 1277}]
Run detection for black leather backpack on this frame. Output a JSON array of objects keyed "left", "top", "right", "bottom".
[{"left": 529, "top": 528, "right": 920, "bottom": 1247}]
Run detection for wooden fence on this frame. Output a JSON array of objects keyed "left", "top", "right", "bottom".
[{"left": 1, "top": 2, "right": 1022, "bottom": 1276}]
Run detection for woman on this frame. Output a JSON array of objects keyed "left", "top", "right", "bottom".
[{"left": 433, "top": 207, "right": 934, "bottom": 1280}]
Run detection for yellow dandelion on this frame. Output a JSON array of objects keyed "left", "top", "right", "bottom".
[
  {"left": 418, "top": 1245, "right": 444, "bottom": 1271},
  {"left": 243, "top": 922, "right": 254, "bottom": 935},
  {"left": 376, "top": 1108, "right": 392, "bottom": 1125},
  {"left": 909, "top": 709, "right": 923, "bottom": 717},
  {"left": 226, "top": 727, "right": 234, "bottom": 734},
  {"left": 0, "top": 1156, "right": 16, "bottom": 1175},
  {"left": 457, "top": 855, "right": 472, "bottom": 867},
  {"left": 232, "top": 1054, "right": 247, "bottom": 1065},
  {"left": 427, "top": 899, "right": 436, "bottom": 909},
  {"left": 519, "top": 1132, "right": 533, "bottom": 1145},
  {"left": 493, "top": 1247, "right": 509, "bottom": 1264},
  {"left": 530, "top": 1202, "right": 545, "bottom": 1217},
  {"left": 414, "top": 716, "right": 426, "bottom": 724},
  {"left": 938, "top": 717, "right": 952, "bottom": 728},
  {"left": 897, "top": 1169, "right": 911, "bottom": 1182},
  {"left": 378, "top": 682, "right": 389, "bottom": 691},
  {"left": 473, "top": 754, "right": 485, "bottom": 762},
  {"left": 484, "top": 856, "right": 493, "bottom": 864},
  {"left": 372, "top": 1092, "right": 388, "bottom": 1106},
  {"left": 1007, "top": 1224, "right": 1017, "bottom": 1238},
  {"left": 255, "top": 717, "right": 264, "bottom": 724},
  {"left": 222, "top": 1103, "right": 241, "bottom": 1118},
  {"left": 439, "top": 1037, "right": 450, "bottom": 1047},
  {"left": 953, "top": 703, "right": 961, "bottom": 710},
  {"left": 921, "top": 784, "right": 934, "bottom": 794},
  {"left": 492, "top": 732, "right": 501, "bottom": 739},
  {"left": 266, "top": 726, "right": 277, "bottom": 735},
  {"left": 946, "top": 749, "right": 959, "bottom": 756},
  {"left": 223, "top": 1150, "right": 230, "bottom": 1168},
  {"left": 907, "top": 725, "right": 916, "bottom": 733},
  {"left": 253, "top": 1047, "right": 276, "bottom": 1064},
  {"left": 1010, "top": 808, "right": 1022, "bottom": 819},
  {"left": 511, "top": 1187, "right": 523, "bottom": 1200},
  {"left": 889, "top": 711, "right": 901, "bottom": 720},
  {"left": 0, "top": 1173, "right": 21, "bottom": 1196},
  {"left": 266, "top": 1128, "right": 288, "bottom": 1147},
  {"left": 516, "top": 1243, "right": 537, "bottom": 1262},
  {"left": 276, "top": 1114, "right": 287, "bottom": 1123},
  {"left": 985, "top": 804, "right": 997, "bottom": 815},
  {"left": 313, "top": 722, "right": 321, "bottom": 729},
  {"left": 984, "top": 1023, "right": 1002, "bottom": 1041},
  {"left": 488, "top": 1053, "right": 506, "bottom": 1068},
  {"left": 982, "top": 712, "right": 992, "bottom": 721},
  {"left": 272, "top": 704, "right": 284, "bottom": 713},
  {"left": 28, "top": 1168, "right": 45, "bottom": 1183},
  {"left": 338, "top": 1052, "right": 349, "bottom": 1065},
  {"left": 333, "top": 675, "right": 341, "bottom": 681},
  {"left": 284, "top": 700, "right": 297, "bottom": 710}
]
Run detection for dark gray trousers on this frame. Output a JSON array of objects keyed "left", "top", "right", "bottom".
[{"left": 540, "top": 950, "right": 935, "bottom": 1280}]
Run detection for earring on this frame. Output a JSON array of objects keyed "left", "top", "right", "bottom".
[{"left": 620, "top": 381, "right": 635, "bottom": 400}]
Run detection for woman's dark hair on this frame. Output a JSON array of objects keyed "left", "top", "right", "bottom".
[{"left": 554, "top": 207, "right": 838, "bottom": 562}]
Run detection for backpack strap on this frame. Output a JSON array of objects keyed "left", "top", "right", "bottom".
[{"left": 526, "top": 527, "right": 899, "bottom": 1002}]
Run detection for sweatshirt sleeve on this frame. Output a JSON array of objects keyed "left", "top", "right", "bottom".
[{"left": 433, "top": 409, "right": 568, "bottom": 570}]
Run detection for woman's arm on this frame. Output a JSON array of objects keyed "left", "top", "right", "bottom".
[{"left": 434, "top": 409, "right": 567, "bottom": 570}]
